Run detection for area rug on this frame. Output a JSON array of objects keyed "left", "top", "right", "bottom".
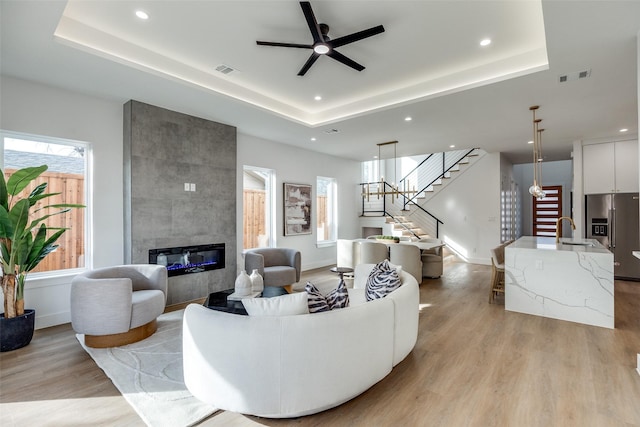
[{"left": 76, "top": 309, "right": 218, "bottom": 427}]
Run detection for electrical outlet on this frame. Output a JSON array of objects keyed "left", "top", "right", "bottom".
[
  {"left": 535, "top": 260, "right": 544, "bottom": 270},
  {"left": 184, "top": 183, "right": 190, "bottom": 191},
  {"left": 190, "top": 183, "right": 196, "bottom": 192}
]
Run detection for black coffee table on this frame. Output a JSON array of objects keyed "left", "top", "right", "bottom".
[
  {"left": 204, "top": 286, "right": 290, "bottom": 315},
  {"left": 204, "top": 289, "right": 247, "bottom": 315}
]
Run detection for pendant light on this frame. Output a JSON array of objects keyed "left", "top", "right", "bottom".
[
  {"left": 363, "top": 141, "right": 417, "bottom": 202},
  {"left": 528, "top": 106, "right": 546, "bottom": 200}
]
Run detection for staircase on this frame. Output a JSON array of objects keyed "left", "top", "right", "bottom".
[
  {"left": 385, "top": 215, "right": 429, "bottom": 240},
  {"left": 360, "top": 148, "right": 482, "bottom": 238}
]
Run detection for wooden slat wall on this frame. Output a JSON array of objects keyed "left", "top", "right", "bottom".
[{"left": 4, "top": 169, "right": 85, "bottom": 272}]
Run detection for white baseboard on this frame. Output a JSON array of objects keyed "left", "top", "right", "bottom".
[{"left": 35, "top": 311, "right": 71, "bottom": 330}]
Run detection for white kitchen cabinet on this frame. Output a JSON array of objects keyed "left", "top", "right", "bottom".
[
  {"left": 583, "top": 140, "right": 638, "bottom": 194},
  {"left": 614, "top": 140, "right": 639, "bottom": 192}
]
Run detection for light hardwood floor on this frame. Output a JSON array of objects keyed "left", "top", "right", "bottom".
[{"left": 2, "top": 257, "right": 639, "bottom": 426}]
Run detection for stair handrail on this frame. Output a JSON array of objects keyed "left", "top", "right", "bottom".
[
  {"left": 403, "top": 148, "right": 477, "bottom": 207},
  {"left": 385, "top": 213, "right": 422, "bottom": 239},
  {"left": 398, "top": 153, "right": 435, "bottom": 185},
  {"left": 393, "top": 189, "right": 444, "bottom": 237}
]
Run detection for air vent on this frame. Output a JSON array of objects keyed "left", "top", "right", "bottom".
[
  {"left": 215, "top": 64, "right": 236, "bottom": 75},
  {"left": 558, "top": 69, "right": 591, "bottom": 83},
  {"left": 324, "top": 128, "right": 340, "bottom": 134}
]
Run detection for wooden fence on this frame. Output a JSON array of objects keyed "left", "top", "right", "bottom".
[
  {"left": 243, "top": 191, "right": 328, "bottom": 248},
  {"left": 4, "top": 169, "right": 85, "bottom": 273}
]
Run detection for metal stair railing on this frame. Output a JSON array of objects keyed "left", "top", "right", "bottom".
[
  {"left": 400, "top": 148, "right": 477, "bottom": 208},
  {"left": 360, "top": 148, "right": 479, "bottom": 238}
]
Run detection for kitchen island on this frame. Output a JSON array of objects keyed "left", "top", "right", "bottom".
[{"left": 504, "top": 236, "right": 614, "bottom": 329}]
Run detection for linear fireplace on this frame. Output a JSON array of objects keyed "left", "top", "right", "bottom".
[{"left": 149, "top": 243, "right": 225, "bottom": 277}]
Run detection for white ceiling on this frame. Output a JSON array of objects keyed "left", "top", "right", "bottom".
[{"left": 1, "top": 1, "right": 639, "bottom": 163}]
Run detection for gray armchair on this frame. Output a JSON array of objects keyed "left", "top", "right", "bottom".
[
  {"left": 70, "top": 264, "right": 167, "bottom": 348},
  {"left": 244, "top": 248, "right": 301, "bottom": 293}
]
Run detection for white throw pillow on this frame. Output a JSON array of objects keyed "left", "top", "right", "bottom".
[{"left": 242, "top": 292, "right": 309, "bottom": 316}]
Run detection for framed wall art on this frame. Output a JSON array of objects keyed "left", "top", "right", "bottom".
[{"left": 283, "top": 183, "right": 312, "bottom": 236}]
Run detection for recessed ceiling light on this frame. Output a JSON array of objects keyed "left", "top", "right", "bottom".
[
  {"left": 620, "top": 128, "right": 628, "bottom": 132},
  {"left": 404, "top": 116, "right": 412, "bottom": 122},
  {"left": 310, "top": 137, "right": 316, "bottom": 141},
  {"left": 373, "top": 155, "right": 378, "bottom": 159},
  {"left": 314, "top": 95, "right": 322, "bottom": 101},
  {"left": 480, "top": 38, "right": 491, "bottom": 47},
  {"left": 527, "top": 140, "right": 534, "bottom": 144},
  {"left": 135, "top": 10, "right": 149, "bottom": 20},
  {"left": 449, "top": 145, "right": 455, "bottom": 148}
]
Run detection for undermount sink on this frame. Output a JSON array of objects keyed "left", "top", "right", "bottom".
[{"left": 559, "top": 239, "right": 595, "bottom": 247}]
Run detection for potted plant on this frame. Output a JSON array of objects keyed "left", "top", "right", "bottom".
[{"left": 0, "top": 165, "right": 84, "bottom": 351}]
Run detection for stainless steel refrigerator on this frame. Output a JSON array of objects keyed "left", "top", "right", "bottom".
[{"left": 585, "top": 193, "right": 640, "bottom": 280}]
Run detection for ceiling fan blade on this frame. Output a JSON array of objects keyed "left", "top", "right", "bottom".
[
  {"left": 330, "top": 25, "right": 385, "bottom": 49},
  {"left": 300, "top": 1, "right": 323, "bottom": 43},
  {"left": 298, "top": 52, "right": 321, "bottom": 76},
  {"left": 257, "top": 41, "right": 313, "bottom": 49},
  {"left": 327, "top": 50, "right": 365, "bottom": 72}
]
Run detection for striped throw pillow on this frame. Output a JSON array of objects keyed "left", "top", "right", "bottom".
[
  {"left": 326, "top": 279, "right": 349, "bottom": 309},
  {"left": 365, "top": 259, "right": 401, "bottom": 301},
  {"left": 305, "top": 282, "right": 331, "bottom": 313},
  {"left": 305, "top": 280, "right": 350, "bottom": 313}
]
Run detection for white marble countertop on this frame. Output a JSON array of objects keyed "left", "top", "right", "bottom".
[
  {"left": 505, "top": 235, "right": 614, "bottom": 329},
  {"left": 507, "top": 236, "right": 610, "bottom": 254}
]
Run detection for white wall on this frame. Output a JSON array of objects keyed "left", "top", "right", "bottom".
[
  {"left": 419, "top": 152, "right": 502, "bottom": 265},
  {"left": 0, "top": 76, "right": 124, "bottom": 328},
  {"left": 237, "top": 134, "right": 361, "bottom": 272}
]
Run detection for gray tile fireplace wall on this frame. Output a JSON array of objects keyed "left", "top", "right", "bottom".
[{"left": 123, "top": 100, "right": 237, "bottom": 305}]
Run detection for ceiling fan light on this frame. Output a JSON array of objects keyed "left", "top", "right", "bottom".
[{"left": 313, "top": 44, "right": 330, "bottom": 54}]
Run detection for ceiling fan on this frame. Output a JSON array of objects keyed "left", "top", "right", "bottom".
[{"left": 256, "top": 1, "right": 385, "bottom": 76}]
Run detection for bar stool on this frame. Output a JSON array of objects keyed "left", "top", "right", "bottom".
[{"left": 489, "top": 245, "right": 505, "bottom": 303}]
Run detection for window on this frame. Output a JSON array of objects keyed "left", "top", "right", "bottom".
[
  {"left": 1, "top": 131, "right": 90, "bottom": 275},
  {"left": 317, "top": 176, "right": 337, "bottom": 244},
  {"left": 243, "top": 166, "right": 275, "bottom": 249}
]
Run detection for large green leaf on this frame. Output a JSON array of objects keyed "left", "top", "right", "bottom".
[
  {"left": 6, "top": 165, "right": 47, "bottom": 196},
  {"left": 24, "top": 225, "right": 47, "bottom": 267},
  {"left": 27, "top": 209, "right": 71, "bottom": 231},
  {"left": 8, "top": 199, "right": 30, "bottom": 243},
  {"left": 0, "top": 171, "right": 7, "bottom": 210},
  {"left": 27, "top": 183, "right": 49, "bottom": 206},
  {"left": 0, "top": 241, "right": 11, "bottom": 270},
  {"left": 14, "top": 230, "right": 32, "bottom": 267},
  {"left": 23, "top": 228, "right": 65, "bottom": 272},
  {"left": 0, "top": 206, "right": 12, "bottom": 239}
]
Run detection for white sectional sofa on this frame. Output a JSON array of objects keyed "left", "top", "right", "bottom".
[{"left": 182, "top": 264, "right": 419, "bottom": 418}]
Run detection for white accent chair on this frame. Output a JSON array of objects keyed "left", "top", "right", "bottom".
[
  {"left": 354, "top": 241, "right": 389, "bottom": 265},
  {"left": 389, "top": 243, "right": 423, "bottom": 283},
  {"left": 420, "top": 238, "right": 444, "bottom": 278},
  {"left": 70, "top": 264, "right": 167, "bottom": 348},
  {"left": 336, "top": 239, "right": 355, "bottom": 269}
]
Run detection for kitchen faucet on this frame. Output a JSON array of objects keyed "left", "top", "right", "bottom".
[{"left": 556, "top": 216, "right": 576, "bottom": 243}]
